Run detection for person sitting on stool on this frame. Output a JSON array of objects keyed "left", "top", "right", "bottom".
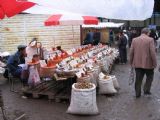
[{"left": 7, "top": 45, "right": 28, "bottom": 86}]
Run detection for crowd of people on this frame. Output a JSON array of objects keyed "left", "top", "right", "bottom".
[
  {"left": 83, "top": 27, "right": 160, "bottom": 98},
  {"left": 109, "top": 28, "right": 160, "bottom": 65},
  {"left": 113, "top": 27, "right": 159, "bottom": 98},
  {"left": 83, "top": 29, "right": 101, "bottom": 45}
]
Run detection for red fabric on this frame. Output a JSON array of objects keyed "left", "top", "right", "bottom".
[
  {"left": 0, "top": 0, "right": 35, "bottom": 17},
  {"left": 45, "top": 15, "right": 98, "bottom": 26},
  {"left": 45, "top": 14, "right": 62, "bottom": 26},
  {"left": 83, "top": 16, "right": 98, "bottom": 25},
  {"left": 17, "top": 0, "right": 28, "bottom": 1},
  {"left": 0, "top": 7, "right": 5, "bottom": 19}
]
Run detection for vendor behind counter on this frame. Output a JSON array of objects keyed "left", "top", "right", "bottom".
[
  {"left": 56, "top": 46, "right": 66, "bottom": 53},
  {"left": 26, "top": 38, "right": 44, "bottom": 63}
]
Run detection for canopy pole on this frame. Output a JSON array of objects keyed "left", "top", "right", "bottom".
[
  {"left": 80, "top": 25, "right": 83, "bottom": 45},
  {"left": 53, "top": 26, "right": 55, "bottom": 47},
  {"left": 72, "top": 25, "right": 75, "bottom": 48},
  {"left": 23, "top": 15, "right": 27, "bottom": 45}
]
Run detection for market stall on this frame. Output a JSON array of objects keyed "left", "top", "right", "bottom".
[
  {"left": 24, "top": 44, "right": 119, "bottom": 102},
  {"left": 23, "top": 14, "right": 100, "bottom": 100},
  {"left": 81, "top": 22, "right": 124, "bottom": 44}
]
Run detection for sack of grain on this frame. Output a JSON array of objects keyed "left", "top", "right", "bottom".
[
  {"left": 87, "top": 70, "right": 97, "bottom": 86},
  {"left": 99, "top": 76, "right": 117, "bottom": 94},
  {"left": 67, "top": 83, "right": 99, "bottom": 115}
]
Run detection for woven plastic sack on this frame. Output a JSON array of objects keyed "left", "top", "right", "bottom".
[
  {"left": 110, "top": 75, "right": 120, "bottom": 90},
  {"left": 100, "top": 58, "right": 109, "bottom": 73},
  {"left": 93, "top": 66, "right": 101, "bottom": 86},
  {"left": 99, "top": 76, "right": 117, "bottom": 94},
  {"left": 77, "top": 75, "right": 91, "bottom": 83},
  {"left": 87, "top": 71, "right": 97, "bottom": 86},
  {"left": 67, "top": 83, "right": 99, "bottom": 115}
]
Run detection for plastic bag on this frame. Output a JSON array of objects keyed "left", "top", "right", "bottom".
[
  {"left": 28, "top": 66, "right": 41, "bottom": 86},
  {"left": 129, "top": 67, "right": 135, "bottom": 85},
  {"left": 0, "top": 67, "right": 5, "bottom": 74}
]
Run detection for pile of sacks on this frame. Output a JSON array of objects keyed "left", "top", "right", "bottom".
[{"left": 67, "top": 72, "right": 120, "bottom": 115}]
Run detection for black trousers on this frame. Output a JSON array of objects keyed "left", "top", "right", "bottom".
[
  {"left": 135, "top": 68, "right": 154, "bottom": 97},
  {"left": 119, "top": 48, "right": 127, "bottom": 63}
]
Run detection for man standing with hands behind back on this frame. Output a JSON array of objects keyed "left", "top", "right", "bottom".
[{"left": 130, "top": 28, "right": 157, "bottom": 98}]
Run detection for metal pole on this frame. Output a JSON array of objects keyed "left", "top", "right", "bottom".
[
  {"left": 53, "top": 27, "right": 55, "bottom": 47},
  {"left": 72, "top": 25, "right": 75, "bottom": 47},
  {"left": 80, "top": 25, "right": 83, "bottom": 45}
]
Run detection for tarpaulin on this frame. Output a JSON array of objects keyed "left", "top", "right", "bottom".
[{"left": 27, "top": 0, "right": 154, "bottom": 20}]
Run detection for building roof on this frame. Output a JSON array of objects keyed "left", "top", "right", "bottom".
[{"left": 82, "top": 22, "right": 124, "bottom": 28}]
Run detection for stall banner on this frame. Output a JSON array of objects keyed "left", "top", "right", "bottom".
[
  {"left": 44, "top": 14, "right": 98, "bottom": 26},
  {"left": 27, "top": 0, "right": 154, "bottom": 20}
]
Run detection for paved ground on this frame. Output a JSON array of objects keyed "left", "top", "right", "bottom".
[{"left": 0, "top": 52, "right": 160, "bottom": 120}]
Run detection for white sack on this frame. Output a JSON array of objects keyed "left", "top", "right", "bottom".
[
  {"left": 111, "top": 75, "right": 120, "bottom": 90},
  {"left": 99, "top": 76, "right": 117, "bottom": 94},
  {"left": 67, "top": 83, "right": 99, "bottom": 115}
]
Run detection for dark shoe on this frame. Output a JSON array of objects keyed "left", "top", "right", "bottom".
[
  {"left": 144, "top": 92, "right": 152, "bottom": 95},
  {"left": 135, "top": 93, "right": 141, "bottom": 98},
  {"left": 136, "top": 95, "right": 141, "bottom": 98}
]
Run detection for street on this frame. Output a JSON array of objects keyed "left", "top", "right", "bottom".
[{"left": 0, "top": 52, "right": 160, "bottom": 120}]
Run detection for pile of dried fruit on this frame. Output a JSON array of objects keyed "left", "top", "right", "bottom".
[{"left": 75, "top": 82, "right": 93, "bottom": 89}]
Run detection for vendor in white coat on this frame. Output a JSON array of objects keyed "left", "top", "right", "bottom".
[{"left": 26, "top": 38, "right": 39, "bottom": 63}]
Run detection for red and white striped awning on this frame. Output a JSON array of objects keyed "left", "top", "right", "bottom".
[{"left": 44, "top": 14, "right": 99, "bottom": 26}]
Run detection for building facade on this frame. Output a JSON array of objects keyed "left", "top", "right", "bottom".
[{"left": 0, "top": 14, "right": 80, "bottom": 53}]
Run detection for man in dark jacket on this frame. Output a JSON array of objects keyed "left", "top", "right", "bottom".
[
  {"left": 129, "top": 30, "right": 138, "bottom": 48},
  {"left": 118, "top": 31, "right": 127, "bottom": 64},
  {"left": 83, "top": 30, "right": 94, "bottom": 45},
  {"left": 93, "top": 29, "right": 101, "bottom": 45},
  {"left": 7, "top": 45, "right": 27, "bottom": 84}
]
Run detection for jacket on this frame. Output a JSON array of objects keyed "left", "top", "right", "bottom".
[{"left": 130, "top": 34, "right": 157, "bottom": 69}]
